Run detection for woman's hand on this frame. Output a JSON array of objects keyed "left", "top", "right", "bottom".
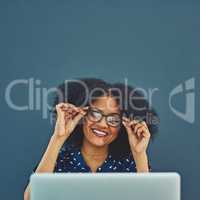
[
  {"left": 122, "top": 117, "right": 151, "bottom": 172},
  {"left": 122, "top": 117, "right": 151, "bottom": 154},
  {"left": 54, "top": 103, "right": 88, "bottom": 140}
]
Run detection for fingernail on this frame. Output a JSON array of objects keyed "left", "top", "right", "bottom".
[
  {"left": 79, "top": 110, "right": 86, "bottom": 115},
  {"left": 82, "top": 106, "right": 89, "bottom": 110}
]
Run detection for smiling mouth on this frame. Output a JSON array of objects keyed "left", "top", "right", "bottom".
[{"left": 91, "top": 128, "right": 109, "bottom": 137}]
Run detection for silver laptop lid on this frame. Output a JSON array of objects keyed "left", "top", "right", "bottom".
[{"left": 30, "top": 173, "right": 180, "bottom": 200}]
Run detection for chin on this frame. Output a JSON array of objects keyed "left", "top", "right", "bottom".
[{"left": 90, "top": 140, "right": 108, "bottom": 147}]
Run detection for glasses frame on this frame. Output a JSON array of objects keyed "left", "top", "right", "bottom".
[{"left": 86, "top": 107, "right": 123, "bottom": 127}]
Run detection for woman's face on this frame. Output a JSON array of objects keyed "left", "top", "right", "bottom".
[{"left": 83, "top": 96, "right": 121, "bottom": 147}]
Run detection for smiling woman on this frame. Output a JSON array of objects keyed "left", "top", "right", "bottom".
[{"left": 24, "top": 78, "right": 159, "bottom": 200}]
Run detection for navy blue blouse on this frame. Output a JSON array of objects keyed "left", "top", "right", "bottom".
[{"left": 53, "top": 145, "right": 137, "bottom": 173}]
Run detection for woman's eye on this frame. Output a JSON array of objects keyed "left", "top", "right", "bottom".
[
  {"left": 108, "top": 116, "right": 120, "bottom": 124},
  {"left": 90, "top": 111, "right": 102, "bottom": 119}
]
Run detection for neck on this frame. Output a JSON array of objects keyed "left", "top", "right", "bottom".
[{"left": 81, "top": 137, "right": 108, "bottom": 161}]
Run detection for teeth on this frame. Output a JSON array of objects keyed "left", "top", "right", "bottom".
[{"left": 92, "top": 129, "right": 108, "bottom": 137}]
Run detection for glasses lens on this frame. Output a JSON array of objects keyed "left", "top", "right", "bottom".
[
  {"left": 107, "top": 115, "right": 121, "bottom": 127},
  {"left": 87, "top": 109, "right": 102, "bottom": 122}
]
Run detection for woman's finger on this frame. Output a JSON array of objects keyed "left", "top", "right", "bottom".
[
  {"left": 138, "top": 121, "right": 151, "bottom": 138},
  {"left": 122, "top": 120, "right": 132, "bottom": 133},
  {"left": 78, "top": 106, "right": 89, "bottom": 115},
  {"left": 133, "top": 123, "right": 142, "bottom": 133},
  {"left": 122, "top": 116, "right": 130, "bottom": 123},
  {"left": 56, "top": 102, "right": 67, "bottom": 108},
  {"left": 136, "top": 127, "right": 144, "bottom": 138},
  {"left": 137, "top": 126, "right": 151, "bottom": 139},
  {"left": 122, "top": 120, "right": 139, "bottom": 141},
  {"left": 58, "top": 102, "right": 79, "bottom": 112},
  {"left": 143, "top": 128, "right": 151, "bottom": 138},
  {"left": 81, "top": 106, "right": 89, "bottom": 111},
  {"left": 140, "top": 121, "right": 148, "bottom": 129},
  {"left": 56, "top": 104, "right": 65, "bottom": 119}
]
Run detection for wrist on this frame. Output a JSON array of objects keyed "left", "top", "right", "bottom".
[
  {"left": 132, "top": 151, "right": 147, "bottom": 159},
  {"left": 50, "top": 134, "right": 66, "bottom": 149},
  {"left": 132, "top": 152, "right": 147, "bottom": 164},
  {"left": 131, "top": 151, "right": 149, "bottom": 172}
]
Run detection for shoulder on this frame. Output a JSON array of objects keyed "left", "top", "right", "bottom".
[
  {"left": 54, "top": 144, "right": 79, "bottom": 172},
  {"left": 57, "top": 144, "right": 78, "bottom": 161}
]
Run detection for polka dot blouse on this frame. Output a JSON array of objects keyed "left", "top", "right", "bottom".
[{"left": 53, "top": 145, "right": 138, "bottom": 173}]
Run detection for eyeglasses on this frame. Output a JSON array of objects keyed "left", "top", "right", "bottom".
[{"left": 86, "top": 107, "right": 122, "bottom": 127}]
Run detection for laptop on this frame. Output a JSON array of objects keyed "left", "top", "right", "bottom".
[{"left": 30, "top": 173, "right": 180, "bottom": 200}]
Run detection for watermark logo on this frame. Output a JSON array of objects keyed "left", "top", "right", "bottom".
[{"left": 169, "top": 78, "right": 195, "bottom": 123}]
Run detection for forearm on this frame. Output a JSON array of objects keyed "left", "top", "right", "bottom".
[
  {"left": 131, "top": 151, "right": 149, "bottom": 173},
  {"left": 35, "top": 134, "right": 65, "bottom": 173},
  {"left": 24, "top": 135, "right": 65, "bottom": 200}
]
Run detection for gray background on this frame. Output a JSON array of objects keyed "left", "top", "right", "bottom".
[{"left": 0, "top": 0, "right": 199, "bottom": 200}]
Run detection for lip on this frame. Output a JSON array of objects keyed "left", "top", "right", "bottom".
[{"left": 91, "top": 128, "right": 109, "bottom": 137}]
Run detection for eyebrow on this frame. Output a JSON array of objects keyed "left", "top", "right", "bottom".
[{"left": 90, "top": 106, "right": 121, "bottom": 116}]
